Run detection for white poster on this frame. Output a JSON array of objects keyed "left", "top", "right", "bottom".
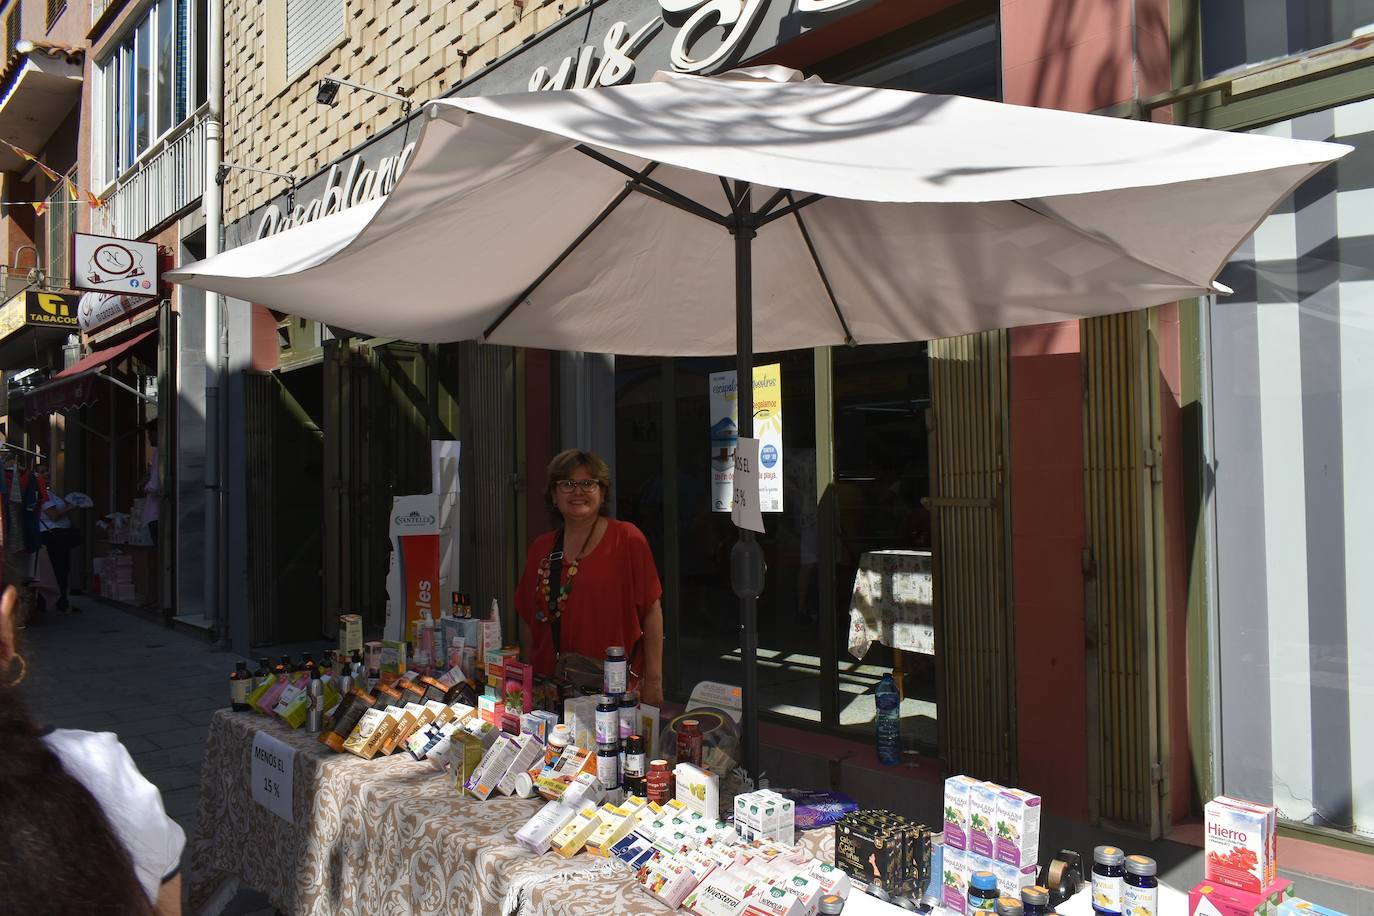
[
  {"left": 251, "top": 731, "right": 295, "bottom": 824},
  {"left": 709, "top": 364, "right": 782, "bottom": 512},
  {"left": 731, "top": 437, "right": 765, "bottom": 533}
]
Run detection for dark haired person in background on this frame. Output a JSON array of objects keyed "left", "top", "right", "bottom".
[{"left": 0, "top": 586, "right": 183, "bottom": 914}]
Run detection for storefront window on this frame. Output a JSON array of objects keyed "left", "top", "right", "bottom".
[
  {"left": 1201, "top": 0, "right": 1374, "bottom": 77},
  {"left": 1208, "top": 96, "right": 1374, "bottom": 842},
  {"left": 831, "top": 343, "right": 933, "bottom": 748},
  {"left": 615, "top": 351, "right": 821, "bottom": 721},
  {"left": 836, "top": 16, "right": 999, "bottom": 99}
]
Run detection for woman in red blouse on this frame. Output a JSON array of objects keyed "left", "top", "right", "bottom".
[{"left": 516, "top": 449, "right": 665, "bottom": 706}]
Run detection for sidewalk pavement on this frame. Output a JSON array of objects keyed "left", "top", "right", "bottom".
[{"left": 18, "top": 597, "right": 278, "bottom": 916}]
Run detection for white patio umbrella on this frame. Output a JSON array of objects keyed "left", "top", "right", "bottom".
[{"left": 170, "top": 66, "right": 1347, "bottom": 778}]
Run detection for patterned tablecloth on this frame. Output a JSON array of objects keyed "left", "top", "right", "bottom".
[
  {"left": 847, "top": 549, "right": 934, "bottom": 658},
  {"left": 189, "top": 711, "right": 832, "bottom": 916}
]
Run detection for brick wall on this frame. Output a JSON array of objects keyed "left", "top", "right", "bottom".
[{"left": 223, "top": 0, "right": 576, "bottom": 223}]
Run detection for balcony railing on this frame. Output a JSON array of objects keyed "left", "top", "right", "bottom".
[
  {"left": 93, "top": 114, "right": 206, "bottom": 241},
  {"left": 91, "top": 0, "right": 114, "bottom": 26}
]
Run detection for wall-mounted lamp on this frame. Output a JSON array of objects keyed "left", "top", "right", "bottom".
[
  {"left": 215, "top": 162, "right": 298, "bottom": 186},
  {"left": 316, "top": 76, "right": 414, "bottom": 114}
]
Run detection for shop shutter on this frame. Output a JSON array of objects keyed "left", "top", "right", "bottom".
[
  {"left": 285, "top": 0, "right": 344, "bottom": 80},
  {"left": 927, "top": 330, "right": 1016, "bottom": 784},
  {"left": 245, "top": 372, "right": 277, "bottom": 643},
  {"left": 1081, "top": 309, "right": 1167, "bottom": 837},
  {"left": 459, "top": 341, "right": 518, "bottom": 632}
]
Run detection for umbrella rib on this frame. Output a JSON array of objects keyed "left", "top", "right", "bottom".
[
  {"left": 1010, "top": 199, "right": 1211, "bottom": 291},
  {"left": 575, "top": 144, "right": 729, "bottom": 226},
  {"left": 754, "top": 188, "right": 790, "bottom": 220},
  {"left": 482, "top": 162, "right": 660, "bottom": 341},
  {"left": 787, "top": 192, "right": 854, "bottom": 346},
  {"left": 758, "top": 193, "right": 824, "bottom": 227}
]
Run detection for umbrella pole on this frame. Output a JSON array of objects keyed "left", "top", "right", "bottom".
[{"left": 729, "top": 185, "right": 765, "bottom": 783}]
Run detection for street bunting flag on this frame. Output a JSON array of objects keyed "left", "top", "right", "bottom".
[{"left": 2, "top": 140, "right": 108, "bottom": 208}]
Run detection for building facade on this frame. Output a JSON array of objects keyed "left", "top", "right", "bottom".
[{"left": 213, "top": 0, "right": 1373, "bottom": 856}]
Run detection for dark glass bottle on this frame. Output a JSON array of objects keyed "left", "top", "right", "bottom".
[
  {"left": 1123, "top": 855, "right": 1157, "bottom": 916},
  {"left": 230, "top": 662, "right": 252, "bottom": 711},
  {"left": 1021, "top": 885, "right": 1051, "bottom": 916},
  {"left": 1092, "top": 846, "right": 1125, "bottom": 916}
]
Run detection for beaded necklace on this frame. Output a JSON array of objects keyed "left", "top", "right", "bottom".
[{"left": 535, "top": 518, "right": 602, "bottom": 624}]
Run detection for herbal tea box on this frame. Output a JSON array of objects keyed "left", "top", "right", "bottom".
[
  {"left": 941, "top": 845, "right": 969, "bottom": 915},
  {"left": 995, "top": 788, "right": 1040, "bottom": 867},
  {"left": 968, "top": 781, "right": 1002, "bottom": 859},
  {"left": 1205, "top": 797, "right": 1275, "bottom": 892},
  {"left": 943, "top": 775, "right": 979, "bottom": 850}
]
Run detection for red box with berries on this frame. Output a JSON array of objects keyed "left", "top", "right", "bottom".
[{"left": 1204, "top": 796, "right": 1277, "bottom": 892}]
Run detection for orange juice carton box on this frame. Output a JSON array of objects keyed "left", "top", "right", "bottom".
[
  {"left": 943, "top": 775, "right": 980, "bottom": 850},
  {"left": 995, "top": 788, "right": 1041, "bottom": 867},
  {"left": 1205, "top": 797, "right": 1276, "bottom": 892},
  {"left": 968, "top": 781, "right": 1003, "bottom": 859}
]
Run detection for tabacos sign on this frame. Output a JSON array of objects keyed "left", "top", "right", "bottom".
[
  {"left": 25, "top": 292, "right": 81, "bottom": 329},
  {"left": 255, "top": 142, "right": 418, "bottom": 240},
  {"left": 530, "top": 0, "right": 865, "bottom": 91}
]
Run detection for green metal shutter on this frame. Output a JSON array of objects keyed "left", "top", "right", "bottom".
[
  {"left": 928, "top": 330, "right": 1016, "bottom": 784},
  {"left": 1081, "top": 310, "right": 1167, "bottom": 836}
]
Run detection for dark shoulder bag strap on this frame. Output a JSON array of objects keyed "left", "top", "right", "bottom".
[{"left": 547, "top": 528, "right": 565, "bottom": 659}]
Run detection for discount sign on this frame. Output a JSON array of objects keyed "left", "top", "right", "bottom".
[{"left": 251, "top": 731, "right": 295, "bottom": 824}]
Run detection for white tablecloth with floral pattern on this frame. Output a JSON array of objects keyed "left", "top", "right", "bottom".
[{"left": 189, "top": 711, "right": 832, "bottom": 916}]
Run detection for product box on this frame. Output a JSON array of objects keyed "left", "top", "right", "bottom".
[
  {"left": 611, "top": 832, "right": 660, "bottom": 869},
  {"left": 535, "top": 746, "right": 597, "bottom": 800},
  {"left": 466, "top": 733, "right": 520, "bottom": 800},
  {"left": 379, "top": 640, "right": 407, "bottom": 677},
  {"left": 1191, "top": 881, "right": 1270, "bottom": 916},
  {"left": 496, "top": 734, "right": 545, "bottom": 796},
  {"left": 994, "top": 788, "right": 1040, "bottom": 867},
  {"left": 478, "top": 693, "right": 504, "bottom": 726},
  {"left": 365, "top": 708, "right": 407, "bottom": 758},
  {"left": 683, "top": 870, "right": 757, "bottom": 916},
  {"left": 639, "top": 852, "right": 710, "bottom": 909},
  {"left": 943, "top": 775, "right": 979, "bottom": 851},
  {"left": 941, "top": 845, "right": 968, "bottom": 915},
  {"left": 586, "top": 802, "right": 640, "bottom": 857},
  {"left": 338, "top": 614, "right": 363, "bottom": 654},
  {"left": 1278, "top": 898, "right": 1346, "bottom": 916},
  {"left": 343, "top": 707, "right": 389, "bottom": 758},
  {"left": 521, "top": 709, "right": 559, "bottom": 743},
  {"left": 516, "top": 800, "right": 581, "bottom": 854},
  {"left": 273, "top": 684, "right": 309, "bottom": 727},
  {"left": 992, "top": 858, "right": 1037, "bottom": 899},
  {"left": 500, "top": 710, "right": 523, "bottom": 735},
  {"left": 968, "top": 781, "right": 1002, "bottom": 859},
  {"left": 1205, "top": 796, "right": 1277, "bottom": 892},
  {"left": 550, "top": 805, "right": 604, "bottom": 858},
  {"left": 808, "top": 861, "right": 852, "bottom": 899},
  {"left": 675, "top": 763, "right": 720, "bottom": 821},
  {"left": 564, "top": 694, "right": 599, "bottom": 749}
]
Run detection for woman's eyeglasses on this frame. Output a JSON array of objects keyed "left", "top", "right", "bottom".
[{"left": 555, "top": 479, "right": 601, "bottom": 493}]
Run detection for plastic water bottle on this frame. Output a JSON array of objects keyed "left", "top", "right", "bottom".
[{"left": 875, "top": 673, "right": 902, "bottom": 765}]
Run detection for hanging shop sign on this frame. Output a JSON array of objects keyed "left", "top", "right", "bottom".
[
  {"left": 71, "top": 233, "right": 160, "bottom": 295},
  {"left": 709, "top": 363, "right": 782, "bottom": 512},
  {"left": 77, "top": 291, "right": 159, "bottom": 334},
  {"left": 23, "top": 291, "right": 81, "bottom": 330}
]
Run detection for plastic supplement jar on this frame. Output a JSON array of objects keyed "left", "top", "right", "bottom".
[
  {"left": 1092, "top": 846, "right": 1125, "bottom": 916},
  {"left": 969, "top": 871, "right": 999, "bottom": 912},
  {"left": 1124, "top": 855, "right": 1158, "bottom": 916}
]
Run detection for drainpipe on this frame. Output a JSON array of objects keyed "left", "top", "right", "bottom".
[{"left": 204, "top": 0, "right": 226, "bottom": 647}]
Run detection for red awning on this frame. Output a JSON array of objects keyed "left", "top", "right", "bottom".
[{"left": 20, "top": 328, "right": 157, "bottom": 416}]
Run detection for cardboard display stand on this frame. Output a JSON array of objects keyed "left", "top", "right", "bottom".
[{"left": 384, "top": 441, "right": 461, "bottom": 643}]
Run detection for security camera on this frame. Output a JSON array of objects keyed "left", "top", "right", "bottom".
[
  {"left": 316, "top": 78, "right": 341, "bottom": 107},
  {"left": 215, "top": 164, "right": 230, "bottom": 185}
]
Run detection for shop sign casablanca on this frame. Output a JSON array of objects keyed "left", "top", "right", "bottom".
[
  {"left": 256, "top": 142, "right": 418, "bottom": 240},
  {"left": 529, "top": 0, "right": 863, "bottom": 90}
]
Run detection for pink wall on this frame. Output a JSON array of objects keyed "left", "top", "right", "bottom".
[
  {"left": 1001, "top": 0, "right": 1183, "bottom": 825},
  {"left": 1008, "top": 321, "right": 1089, "bottom": 820}
]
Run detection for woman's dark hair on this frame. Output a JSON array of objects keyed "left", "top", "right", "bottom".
[
  {"left": 0, "top": 687, "right": 155, "bottom": 915},
  {"left": 544, "top": 448, "right": 612, "bottom": 524}
]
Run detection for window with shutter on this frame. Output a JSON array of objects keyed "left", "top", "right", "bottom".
[{"left": 286, "top": 0, "right": 345, "bottom": 81}]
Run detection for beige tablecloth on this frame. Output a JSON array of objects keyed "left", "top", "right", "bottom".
[{"left": 189, "top": 711, "right": 832, "bottom": 916}]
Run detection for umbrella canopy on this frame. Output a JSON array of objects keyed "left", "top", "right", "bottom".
[{"left": 170, "top": 66, "right": 1347, "bottom": 355}]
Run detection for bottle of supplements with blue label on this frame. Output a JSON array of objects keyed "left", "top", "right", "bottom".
[
  {"left": 969, "top": 871, "right": 1000, "bottom": 912},
  {"left": 1021, "top": 885, "right": 1051, "bottom": 916},
  {"left": 1124, "top": 855, "right": 1158, "bottom": 916},
  {"left": 1092, "top": 846, "right": 1125, "bottom": 916}
]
